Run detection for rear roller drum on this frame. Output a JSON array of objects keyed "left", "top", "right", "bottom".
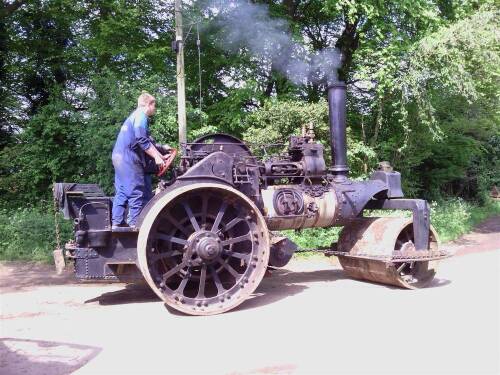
[
  {"left": 138, "top": 183, "right": 269, "bottom": 315},
  {"left": 337, "top": 217, "right": 439, "bottom": 289}
]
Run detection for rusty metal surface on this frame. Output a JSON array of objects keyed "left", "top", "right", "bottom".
[
  {"left": 269, "top": 234, "right": 298, "bottom": 267},
  {"left": 335, "top": 217, "right": 442, "bottom": 289}
]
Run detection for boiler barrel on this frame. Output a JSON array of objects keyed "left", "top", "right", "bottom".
[{"left": 261, "top": 186, "right": 338, "bottom": 230}]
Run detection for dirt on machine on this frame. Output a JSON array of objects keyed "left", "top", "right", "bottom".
[{"left": 53, "top": 81, "right": 451, "bottom": 315}]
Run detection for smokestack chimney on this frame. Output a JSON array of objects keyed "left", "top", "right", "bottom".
[{"left": 327, "top": 81, "right": 349, "bottom": 182}]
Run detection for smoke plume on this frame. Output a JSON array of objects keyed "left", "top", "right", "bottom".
[{"left": 205, "top": 0, "right": 341, "bottom": 86}]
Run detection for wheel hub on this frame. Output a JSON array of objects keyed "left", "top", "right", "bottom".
[{"left": 189, "top": 230, "right": 222, "bottom": 263}]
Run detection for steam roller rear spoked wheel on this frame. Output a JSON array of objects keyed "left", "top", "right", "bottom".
[{"left": 138, "top": 184, "right": 269, "bottom": 315}]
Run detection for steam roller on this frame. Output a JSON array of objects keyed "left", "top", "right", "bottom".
[{"left": 54, "top": 81, "right": 451, "bottom": 315}]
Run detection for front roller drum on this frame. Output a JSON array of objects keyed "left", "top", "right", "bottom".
[
  {"left": 137, "top": 183, "right": 269, "bottom": 315},
  {"left": 337, "top": 217, "right": 439, "bottom": 289}
]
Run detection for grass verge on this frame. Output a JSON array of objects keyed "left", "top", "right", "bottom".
[{"left": 0, "top": 207, "right": 72, "bottom": 263}]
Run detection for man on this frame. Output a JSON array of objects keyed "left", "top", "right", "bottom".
[{"left": 111, "top": 92, "right": 169, "bottom": 228}]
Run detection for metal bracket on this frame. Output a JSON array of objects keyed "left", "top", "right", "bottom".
[
  {"left": 365, "top": 199, "right": 430, "bottom": 250},
  {"left": 73, "top": 248, "right": 99, "bottom": 259}
]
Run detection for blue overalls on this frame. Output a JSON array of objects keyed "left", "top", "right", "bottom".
[{"left": 111, "top": 108, "right": 154, "bottom": 226}]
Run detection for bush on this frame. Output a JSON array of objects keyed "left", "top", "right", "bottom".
[
  {"left": 430, "top": 197, "right": 500, "bottom": 242},
  {"left": 0, "top": 208, "right": 72, "bottom": 262},
  {"left": 282, "top": 227, "right": 342, "bottom": 250}
]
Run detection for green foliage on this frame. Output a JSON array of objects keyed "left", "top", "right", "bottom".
[
  {"left": 1, "top": 0, "right": 499, "bottom": 209},
  {"left": 372, "top": 5, "right": 500, "bottom": 198},
  {"left": 0, "top": 207, "right": 72, "bottom": 262},
  {"left": 283, "top": 227, "right": 342, "bottom": 250},
  {"left": 430, "top": 198, "right": 500, "bottom": 242},
  {"left": 0, "top": 90, "right": 84, "bottom": 206}
]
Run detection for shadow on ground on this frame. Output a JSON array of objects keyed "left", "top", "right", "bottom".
[
  {"left": 0, "top": 338, "right": 101, "bottom": 375},
  {"left": 236, "top": 268, "right": 348, "bottom": 312},
  {"left": 83, "top": 264, "right": 452, "bottom": 314},
  {"left": 85, "top": 267, "right": 349, "bottom": 315},
  {"left": 84, "top": 283, "right": 159, "bottom": 305}
]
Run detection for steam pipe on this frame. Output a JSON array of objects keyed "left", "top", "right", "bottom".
[{"left": 327, "top": 81, "right": 349, "bottom": 182}]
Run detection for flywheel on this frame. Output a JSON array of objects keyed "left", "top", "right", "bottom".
[{"left": 137, "top": 183, "right": 269, "bottom": 315}]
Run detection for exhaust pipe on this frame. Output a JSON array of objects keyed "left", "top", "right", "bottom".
[{"left": 327, "top": 81, "right": 349, "bottom": 182}]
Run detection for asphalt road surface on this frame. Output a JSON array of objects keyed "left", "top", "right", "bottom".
[{"left": 1, "top": 217, "right": 499, "bottom": 375}]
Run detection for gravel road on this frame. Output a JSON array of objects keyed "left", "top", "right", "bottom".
[{"left": 1, "top": 217, "right": 499, "bottom": 375}]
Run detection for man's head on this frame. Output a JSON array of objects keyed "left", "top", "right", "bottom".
[{"left": 137, "top": 92, "right": 156, "bottom": 116}]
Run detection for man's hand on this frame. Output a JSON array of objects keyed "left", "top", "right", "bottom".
[
  {"left": 157, "top": 148, "right": 177, "bottom": 177},
  {"left": 154, "top": 155, "right": 165, "bottom": 167},
  {"left": 145, "top": 144, "right": 166, "bottom": 168}
]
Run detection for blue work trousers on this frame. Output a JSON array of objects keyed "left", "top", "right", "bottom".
[{"left": 112, "top": 154, "right": 153, "bottom": 226}]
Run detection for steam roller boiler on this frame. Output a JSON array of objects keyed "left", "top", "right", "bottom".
[{"left": 54, "top": 81, "right": 451, "bottom": 315}]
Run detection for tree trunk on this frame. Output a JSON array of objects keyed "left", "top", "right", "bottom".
[{"left": 335, "top": 16, "right": 360, "bottom": 82}]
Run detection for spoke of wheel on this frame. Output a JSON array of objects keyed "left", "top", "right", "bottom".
[
  {"left": 197, "top": 264, "right": 207, "bottom": 298},
  {"left": 217, "top": 258, "right": 241, "bottom": 278},
  {"left": 221, "top": 232, "right": 251, "bottom": 247},
  {"left": 211, "top": 201, "right": 228, "bottom": 232},
  {"left": 182, "top": 202, "right": 200, "bottom": 231},
  {"left": 161, "top": 261, "right": 187, "bottom": 283},
  {"left": 227, "top": 251, "right": 250, "bottom": 261},
  {"left": 175, "top": 270, "right": 190, "bottom": 294},
  {"left": 209, "top": 265, "right": 225, "bottom": 294},
  {"left": 397, "top": 263, "right": 407, "bottom": 273},
  {"left": 150, "top": 250, "right": 182, "bottom": 263},
  {"left": 220, "top": 217, "right": 244, "bottom": 233},
  {"left": 164, "top": 211, "right": 190, "bottom": 237},
  {"left": 201, "top": 195, "right": 209, "bottom": 227},
  {"left": 156, "top": 233, "right": 188, "bottom": 246}
]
